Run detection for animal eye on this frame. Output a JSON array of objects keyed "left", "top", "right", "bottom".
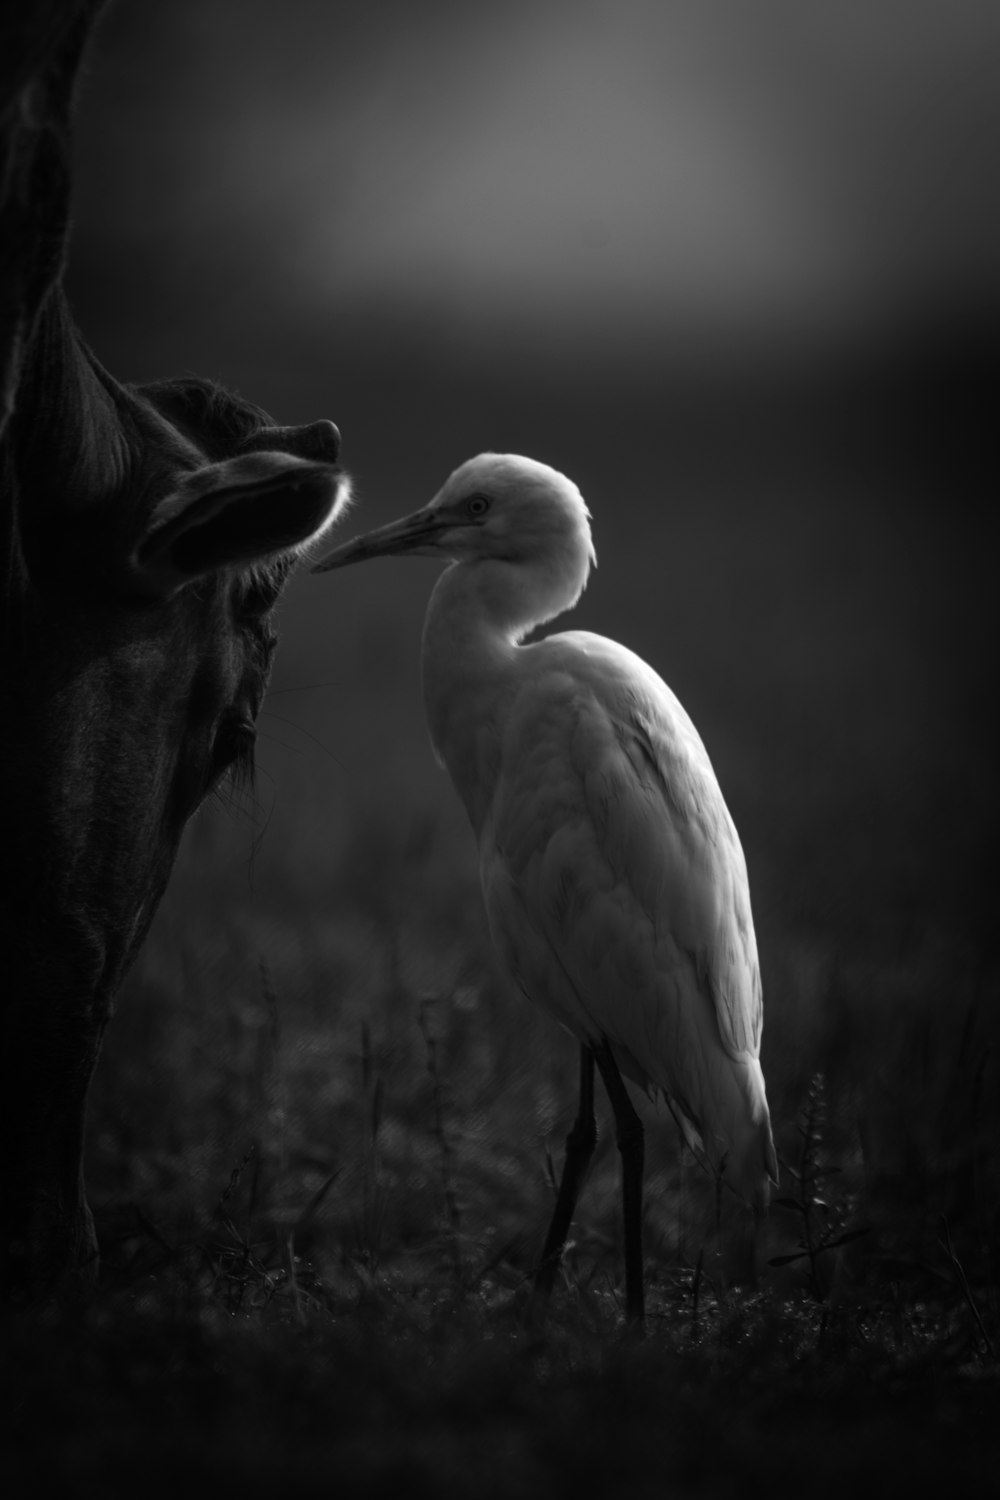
[
  {"left": 208, "top": 713, "right": 257, "bottom": 789},
  {"left": 236, "top": 564, "right": 286, "bottom": 621},
  {"left": 466, "top": 494, "right": 491, "bottom": 517}
]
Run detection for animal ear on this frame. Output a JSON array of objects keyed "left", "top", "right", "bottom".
[{"left": 130, "top": 454, "right": 348, "bottom": 597}]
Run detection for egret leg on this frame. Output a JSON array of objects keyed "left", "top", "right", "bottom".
[
  {"left": 533, "top": 1045, "right": 597, "bottom": 1303},
  {"left": 593, "top": 1040, "right": 645, "bottom": 1327}
]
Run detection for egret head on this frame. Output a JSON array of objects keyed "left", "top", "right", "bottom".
[{"left": 311, "top": 453, "right": 596, "bottom": 592}]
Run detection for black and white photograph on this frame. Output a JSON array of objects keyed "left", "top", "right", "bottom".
[{"left": 2, "top": 1, "right": 997, "bottom": 1493}]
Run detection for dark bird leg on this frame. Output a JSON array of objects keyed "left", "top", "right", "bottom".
[
  {"left": 533, "top": 1044, "right": 597, "bottom": 1305},
  {"left": 593, "top": 1039, "right": 645, "bottom": 1327}
]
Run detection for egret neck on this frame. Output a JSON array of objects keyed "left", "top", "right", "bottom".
[
  {"left": 420, "top": 505, "right": 593, "bottom": 838},
  {"left": 421, "top": 560, "right": 521, "bottom": 840}
]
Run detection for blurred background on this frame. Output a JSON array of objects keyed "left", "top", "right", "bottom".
[{"left": 70, "top": 0, "right": 999, "bottom": 1294}]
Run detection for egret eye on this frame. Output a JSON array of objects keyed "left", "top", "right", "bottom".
[{"left": 465, "top": 494, "right": 491, "bottom": 518}]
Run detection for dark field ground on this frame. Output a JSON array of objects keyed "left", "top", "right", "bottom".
[{"left": 4, "top": 2, "right": 1000, "bottom": 1494}]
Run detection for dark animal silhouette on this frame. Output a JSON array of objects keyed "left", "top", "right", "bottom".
[{"left": 1, "top": 3, "right": 350, "bottom": 1296}]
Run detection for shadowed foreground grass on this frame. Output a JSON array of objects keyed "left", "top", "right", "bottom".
[
  {"left": 3, "top": 1261, "right": 998, "bottom": 1496},
  {"left": 4, "top": 786, "right": 998, "bottom": 1496}
]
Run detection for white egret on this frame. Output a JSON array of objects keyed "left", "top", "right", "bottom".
[{"left": 313, "top": 453, "right": 778, "bottom": 1323}]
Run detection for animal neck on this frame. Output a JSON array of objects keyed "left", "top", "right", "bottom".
[
  {"left": 14, "top": 291, "right": 130, "bottom": 511},
  {"left": 421, "top": 559, "right": 532, "bottom": 836},
  {"left": 421, "top": 535, "right": 590, "bottom": 834}
]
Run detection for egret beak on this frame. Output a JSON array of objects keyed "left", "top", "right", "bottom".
[{"left": 311, "top": 505, "right": 450, "bottom": 574}]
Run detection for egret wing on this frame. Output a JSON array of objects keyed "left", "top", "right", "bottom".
[
  {"left": 488, "top": 633, "right": 762, "bottom": 1054},
  {"left": 616, "top": 687, "right": 763, "bottom": 1060}
]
